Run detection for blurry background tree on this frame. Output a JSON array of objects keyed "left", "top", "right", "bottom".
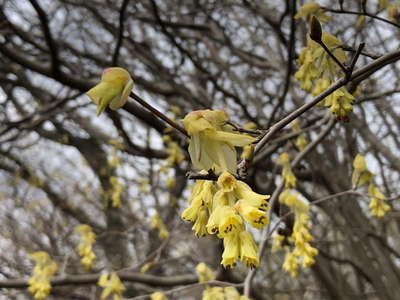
[{"left": 0, "top": 0, "right": 400, "bottom": 299}]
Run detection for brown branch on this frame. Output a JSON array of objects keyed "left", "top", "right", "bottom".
[
  {"left": 0, "top": 272, "right": 197, "bottom": 289},
  {"left": 112, "top": 0, "right": 130, "bottom": 66},
  {"left": 323, "top": 7, "right": 400, "bottom": 29},
  {"left": 27, "top": 0, "right": 61, "bottom": 77}
]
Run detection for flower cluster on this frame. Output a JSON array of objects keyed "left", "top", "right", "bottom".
[
  {"left": 294, "top": 27, "right": 355, "bottom": 118},
  {"left": 75, "top": 224, "right": 97, "bottom": 269},
  {"left": 162, "top": 135, "right": 185, "bottom": 167},
  {"left": 351, "top": 154, "right": 390, "bottom": 218},
  {"left": 182, "top": 110, "right": 255, "bottom": 174},
  {"left": 202, "top": 286, "right": 249, "bottom": 300},
  {"left": 181, "top": 110, "right": 268, "bottom": 268},
  {"left": 109, "top": 176, "right": 124, "bottom": 208},
  {"left": 295, "top": 2, "right": 331, "bottom": 22},
  {"left": 278, "top": 190, "right": 319, "bottom": 277},
  {"left": 98, "top": 272, "right": 126, "bottom": 300},
  {"left": 28, "top": 252, "right": 58, "bottom": 300},
  {"left": 151, "top": 213, "right": 170, "bottom": 239},
  {"left": 196, "top": 262, "right": 216, "bottom": 283},
  {"left": 151, "top": 292, "right": 169, "bottom": 300},
  {"left": 277, "top": 153, "right": 296, "bottom": 188},
  {"left": 291, "top": 120, "right": 308, "bottom": 151}
]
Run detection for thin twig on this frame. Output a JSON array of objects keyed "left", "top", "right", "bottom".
[
  {"left": 28, "top": 0, "right": 60, "bottom": 77},
  {"left": 323, "top": 7, "right": 400, "bottom": 29},
  {"left": 129, "top": 92, "right": 189, "bottom": 138},
  {"left": 319, "top": 41, "right": 348, "bottom": 74},
  {"left": 112, "top": 0, "right": 130, "bottom": 66}
]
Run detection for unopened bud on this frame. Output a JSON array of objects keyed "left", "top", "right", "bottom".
[{"left": 309, "top": 16, "right": 322, "bottom": 43}]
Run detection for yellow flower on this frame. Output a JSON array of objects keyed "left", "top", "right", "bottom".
[
  {"left": 311, "top": 78, "right": 330, "bottom": 97},
  {"left": 169, "top": 105, "right": 182, "bottom": 117},
  {"left": 151, "top": 214, "right": 170, "bottom": 239},
  {"left": 295, "top": 33, "right": 346, "bottom": 94},
  {"left": 163, "top": 136, "right": 185, "bottom": 166},
  {"left": 351, "top": 154, "right": 374, "bottom": 188},
  {"left": 283, "top": 249, "right": 299, "bottom": 277},
  {"left": 277, "top": 153, "right": 297, "bottom": 188},
  {"left": 279, "top": 189, "right": 308, "bottom": 214},
  {"left": 109, "top": 176, "right": 124, "bottom": 208},
  {"left": 217, "top": 172, "right": 270, "bottom": 210},
  {"left": 202, "top": 287, "right": 225, "bottom": 300},
  {"left": 140, "top": 262, "right": 153, "bottom": 273},
  {"left": 224, "top": 286, "right": 240, "bottom": 299},
  {"left": 217, "top": 171, "right": 237, "bottom": 192},
  {"left": 295, "top": 135, "right": 308, "bottom": 151},
  {"left": 239, "top": 230, "right": 259, "bottom": 268},
  {"left": 324, "top": 87, "right": 354, "bottom": 118},
  {"left": 150, "top": 291, "right": 168, "bottom": 300},
  {"left": 221, "top": 231, "right": 240, "bottom": 268},
  {"left": 87, "top": 67, "right": 133, "bottom": 116},
  {"left": 181, "top": 180, "right": 215, "bottom": 222},
  {"left": 295, "top": 2, "right": 331, "bottom": 22},
  {"left": 243, "top": 122, "right": 257, "bottom": 130},
  {"left": 182, "top": 110, "right": 255, "bottom": 173},
  {"left": 98, "top": 272, "right": 125, "bottom": 300},
  {"left": 28, "top": 252, "right": 58, "bottom": 300},
  {"left": 207, "top": 205, "right": 243, "bottom": 236},
  {"left": 192, "top": 207, "right": 209, "bottom": 237},
  {"left": 234, "top": 200, "right": 268, "bottom": 229},
  {"left": 75, "top": 224, "right": 97, "bottom": 269},
  {"left": 279, "top": 190, "right": 318, "bottom": 271},
  {"left": 368, "top": 183, "right": 390, "bottom": 218},
  {"left": 196, "top": 262, "right": 216, "bottom": 282},
  {"left": 271, "top": 234, "right": 285, "bottom": 253},
  {"left": 165, "top": 176, "right": 176, "bottom": 188}
]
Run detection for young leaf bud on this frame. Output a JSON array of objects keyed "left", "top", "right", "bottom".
[{"left": 309, "top": 16, "right": 322, "bottom": 43}]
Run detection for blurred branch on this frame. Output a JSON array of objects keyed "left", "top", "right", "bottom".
[
  {"left": 112, "top": 0, "right": 130, "bottom": 66},
  {"left": 0, "top": 272, "right": 197, "bottom": 289},
  {"left": 27, "top": 0, "right": 61, "bottom": 77}
]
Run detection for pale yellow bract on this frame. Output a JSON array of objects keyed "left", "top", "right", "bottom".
[
  {"left": 87, "top": 67, "right": 134, "bottom": 116},
  {"left": 182, "top": 110, "right": 255, "bottom": 174}
]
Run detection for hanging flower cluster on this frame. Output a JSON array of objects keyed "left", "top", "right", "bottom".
[
  {"left": 294, "top": 21, "right": 355, "bottom": 119},
  {"left": 351, "top": 154, "right": 390, "bottom": 218},
  {"left": 28, "top": 252, "right": 58, "bottom": 300},
  {"left": 277, "top": 153, "right": 297, "bottom": 188},
  {"left": 75, "top": 224, "right": 97, "bottom": 269},
  {"left": 109, "top": 176, "right": 124, "bottom": 208},
  {"left": 291, "top": 119, "right": 309, "bottom": 151},
  {"left": 276, "top": 190, "right": 319, "bottom": 277},
  {"left": 196, "top": 262, "right": 216, "bottom": 283},
  {"left": 202, "top": 286, "right": 249, "bottom": 300},
  {"left": 98, "top": 272, "right": 126, "bottom": 300},
  {"left": 274, "top": 152, "right": 318, "bottom": 277},
  {"left": 150, "top": 213, "right": 170, "bottom": 239},
  {"left": 181, "top": 110, "right": 269, "bottom": 268},
  {"left": 196, "top": 262, "right": 249, "bottom": 300}
]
